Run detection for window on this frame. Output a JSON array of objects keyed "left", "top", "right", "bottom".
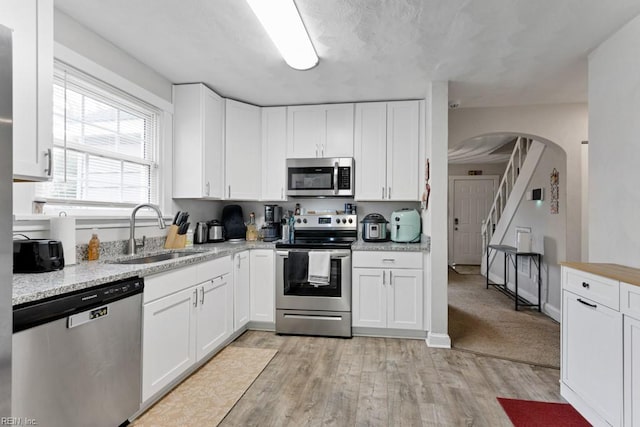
[{"left": 36, "top": 61, "right": 160, "bottom": 208}]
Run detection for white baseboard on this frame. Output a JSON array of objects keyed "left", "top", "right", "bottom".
[{"left": 426, "top": 332, "right": 451, "bottom": 348}]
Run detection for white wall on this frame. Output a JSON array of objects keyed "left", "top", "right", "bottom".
[
  {"left": 449, "top": 104, "right": 588, "bottom": 263},
  {"left": 588, "top": 14, "right": 640, "bottom": 267},
  {"left": 448, "top": 162, "right": 507, "bottom": 178},
  {"left": 487, "top": 144, "right": 566, "bottom": 319}
]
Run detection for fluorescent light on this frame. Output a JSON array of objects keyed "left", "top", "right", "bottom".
[{"left": 246, "top": 0, "right": 319, "bottom": 70}]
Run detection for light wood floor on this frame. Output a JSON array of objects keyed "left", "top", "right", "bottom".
[{"left": 221, "top": 330, "right": 561, "bottom": 426}]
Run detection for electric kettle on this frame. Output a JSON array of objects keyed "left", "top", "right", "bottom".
[{"left": 194, "top": 222, "right": 209, "bottom": 244}]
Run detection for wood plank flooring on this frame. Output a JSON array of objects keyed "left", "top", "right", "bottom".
[{"left": 221, "top": 331, "right": 561, "bottom": 426}]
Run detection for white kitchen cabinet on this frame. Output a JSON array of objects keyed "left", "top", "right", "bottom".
[
  {"left": 196, "top": 273, "right": 233, "bottom": 360},
  {"left": 233, "top": 250, "right": 250, "bottom": 331},
  {"left": 625, "top": 315, "right": 640, "bottom": 427},
  {"left": 173, "top": 83, "right": 225, "bottom": 199},
  {"left": 261, "top": 107, "right": 287, "bottom": 201},
  {"left": 225, "top": 99, "right": 261, "bottom": 200},
  {"left": 352, "top": 251, "right": 423, "bottom": 330},
  {"left": 250, "top": 249, "right": 275, "bottom": 323},
  {"left": 142, "top": 257, "right": 233, "bottom": 402},
  {"left": 287, "top": 103, "right": 354, "bottom": 158},
  {"left": 142, "top": 286, "right": 197, "bottom": 401},
  {"left": 1, "top": 0, "right": 53, "bottom": 181},
  {"left": 355, "top": 100, "right": 421, "bottom": 201}
]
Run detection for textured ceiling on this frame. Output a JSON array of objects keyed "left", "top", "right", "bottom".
[{"left": 54, "top": 0, "right": 640, "bottom": 107}]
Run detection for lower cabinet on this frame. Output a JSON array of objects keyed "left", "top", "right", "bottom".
[
  {"left": 142, "top": 257, "right": 232, "bottom": 402},
  {"left": 250, "top": 249, "right": 275, "bottom": 323},
  {"left": 625, "top": 315, "right": 640, "bottom": 427},
  {"left": 352, "top": 251, "right": 423, "bottom": 330},
  {"left": 233, "top": 250, "right": 250, "bottom": 331}
]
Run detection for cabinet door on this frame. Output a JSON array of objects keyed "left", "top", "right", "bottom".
[
  {"left": 250, "top": 249, "right": 275, "bottom": 323},
  {"left": 386, "top": 101, "right": 420, "bottom": 201},
  {"left": 196, "top": 274, "right": 233, "bottom": 361},
  {"left": 173, "top": 83, "right": 224, "bottom": 199},
  {"left": 225, "top": 99, "right": 261, "bottom": 200},
  {"left": 562, "top": 290, "right": 622, "bottom": 426},
  {"left": 354, "top": 103, "right": 387, "bottom": 201},
  {"left": 203, "top": 87, "right": 225, "bottom": 198},
  {"left": 261, "top": 107, "right": 287, "bottom": 201},
  {"left": 2, "top": 0, "right": 53, "bottom": 181},
  {"left": 142, "top": 287, "right": 196, "bottom": 402},
  {"left": 287, "top": 105, "right": 323, "bottom": 158},
  {"left": 625, "top": 315, "right": 640, "bottom": 427},
  {"left": 352, "top": 268, "right": 386, "bottom": 328},
  {"left": 324, "top": 104, "right": 354, "bottom": 158},
  {"left": 387, "top": 269, "right": 423, "bottom": 330},
  {"left": 234, "top": 251, "right": 251, "bottom": 331}
]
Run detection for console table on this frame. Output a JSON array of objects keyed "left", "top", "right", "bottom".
[{"left": 486, "top": 244, "right": 542, "bottom": 311}]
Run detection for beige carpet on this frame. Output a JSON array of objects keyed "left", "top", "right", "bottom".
[
  {"left": 132, "top": 346, "right": 277, "bottom": 427},
  {"left": 448, "top": 270, "right": 560, "bottom": 368},
  {"left": 450, "top": 264, "right": 482, "bottom": 275}
]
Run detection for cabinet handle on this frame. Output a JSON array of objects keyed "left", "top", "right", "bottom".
[
  {"left": 44, "top": 148, "right": 52, "bottom": 176},
  {"left": 382, "top": 187, "right": 385, "bottom": 199},
  {"left": 388, "top": 187, "right": 391, "bottom": 199},
  {"left": 382, "top": 258, "right": 395, "bottom": 263},
  {"left": 315, "top": 144, "right": 318, "bottom": 158},
  {"left": 582, "top": 282, "right": 590, "bottom": 289},
  {"left": 321, "top": 145, "right": 324, "bottom": 157},
  {"left": 205, "top": 181, "right": 210, "bottom": 196},
  {"left": 193, "top": 289, "right": 198, "bottom": 307},
  {"left": 389, "top": 270, "right": 393, "bottom": 284},
  {"left": 281, "top": 187, "right": 284, "bottom": 199},
  {"left": 228, "top": 185, "right": 231, "bottom": 198},
  {"left": 577, "top": 298, "right": 597, "bottom": 308},
  {"left": 200, "top": 287, "right": 205, "bottom": 305},
  {"left": 382, "top": 270, "right": 386, "bottom": 285}
]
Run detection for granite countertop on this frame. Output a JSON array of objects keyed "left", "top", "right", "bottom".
[
  {"left": 561, "top": 262, "right": 640, "bottom": 287},
  {"left": 352, "top": 235, "right": 430, "bottom": 252},
  {"left": 13, "top": 240, "right": 276, "bottom": 306}
]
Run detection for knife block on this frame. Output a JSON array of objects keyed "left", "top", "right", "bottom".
[{"left": 164, "top": 225, "right": 186, "bottom": 249}]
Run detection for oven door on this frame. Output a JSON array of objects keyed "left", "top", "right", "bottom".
[
  {"left": 276, "top": 249, "right": 351, "bottom": 312},
  {"left": 286, "top": 157, "right": 354, "bottom": 197}
]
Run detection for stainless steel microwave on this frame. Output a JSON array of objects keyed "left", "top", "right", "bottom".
[{"left": 286, "top": 157, "right": 354, "bottom": 197}]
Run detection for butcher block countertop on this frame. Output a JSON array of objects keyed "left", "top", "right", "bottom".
[{"left": 561, "top": 262, "right": 640, "bottom": 287}]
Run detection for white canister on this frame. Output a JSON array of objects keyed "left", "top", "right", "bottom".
[{"left": 50, "top": 216, "right": 77, "bottom": 265}]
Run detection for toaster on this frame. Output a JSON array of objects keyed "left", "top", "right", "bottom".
[
  {"left": 390, "top": 209, "right": 421, "bottom": 243},
  {"left": 13, "top": 239, "right": 65, "bottom": 273}
]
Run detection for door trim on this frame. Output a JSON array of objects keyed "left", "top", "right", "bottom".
[{"left": 448, "top": 175, "right": 499, "bottom": 265}]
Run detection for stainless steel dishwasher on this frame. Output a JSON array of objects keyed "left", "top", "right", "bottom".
[{"left": 12, "top": 277, "right": 144, "bottom": 427}]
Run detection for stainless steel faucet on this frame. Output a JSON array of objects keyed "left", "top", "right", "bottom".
[{"left": 127, "top": 203, "right": 166, "bottom": 255}]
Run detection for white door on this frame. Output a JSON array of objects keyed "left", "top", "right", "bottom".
[
  {"left": 354, "top": 102, "right": 387, "bottom": 201},
  {"left": 196, "top": 275, "right": 233, "bottom": 361},
  {"left": 250, "top": 249, "right": 275, "bottom": 323},
  {"left": 387, "top": 269, "right": 423, "bottom": 330},
  {"left": 324, "top": 104, "right": 354, "bottom": 158},
  {"left": 386, "top": 100, "right": 420, "bottom": 201},
  {"left": 261, "top": 107, "right": 287, "bottom": 201},
  {"left": 142, "top": 287, "right": 197, "bottom": 402},
  {"left": 225, "top": 99, "right": 261, "bottom": 200},
  {"left": 352, "top": 268, "right": 386, "bottom": 328},
  {"left": 287, "top": 105, "right": 323, "bottom": 158},
  {"left": 233, "top": 251, "right": 250, "bottom": 331},
  {"left": 452, "top": 178, "right": 496, "bottom": 265},
  {"left": 625, "top": 315, "right": 640, "bottom": 427},
  {"left": 203, "top": 87, "right": 225, "bottom": 198}
]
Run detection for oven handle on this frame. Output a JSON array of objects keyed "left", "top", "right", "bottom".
[
  {"left": 333, "top": 162, "right": 339, "bottom": 195},
  {"left": 276, "top": 250, "right": 351, "bottom": 258}
]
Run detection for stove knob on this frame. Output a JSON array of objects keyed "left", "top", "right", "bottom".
[
  {"left": 303, "top": 218, "right": 307, "bottom": 224},
  {"left": 342, "top": 218, "right": 347, "bottom": 224},
  {"left": 335, "top": 219, "right": 340, "bottom": 224},
  {"left": 348, "top": 218, "right": 353, "bottom": 224},
  {"left": 296, "top": 218, "right": 302, "bottom": 224}
]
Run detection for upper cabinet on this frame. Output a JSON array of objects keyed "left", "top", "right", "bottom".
[
  {"left": 2, "top": 0, "right": 54, "bottom": 181},
  {"left": 287, "top": 103, "right": 354, "bottom": 159},
  {"left": 261, "top": 107, "right": 287, "bottom": 201},
  {"left": 173, "top": 83, "right": 225, "bottom": 199},
  {"left": 355, "top": 100, "right": 421, "bottom": 201},
  {"left": 225, "top": 99, "right": 261, "bottom": 200}
]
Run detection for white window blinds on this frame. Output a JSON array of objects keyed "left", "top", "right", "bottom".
[{"left": 36, "top": 61, "right": 160, "bottom": 207}]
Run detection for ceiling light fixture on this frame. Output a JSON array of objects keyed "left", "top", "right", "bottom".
[{"left": 246, "top": 0, "right": 319, "bottom": 70}]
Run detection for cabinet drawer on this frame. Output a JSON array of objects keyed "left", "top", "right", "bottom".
[
  {"left": 353, "top": 251, "right": 422, "bottom": 269},
  {"left": 621, "top": 282, "right": 640, "bottom": 319},
  {"left": 563, "top": 267, "right": 619, "bottom": 310},
  {"left": 144, "top": 264, "right": 199, "bottom": 304},
  {"left": 197, "top": 255, "right": 232, "bottom": 283}
]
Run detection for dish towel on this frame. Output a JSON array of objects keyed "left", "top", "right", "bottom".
[{"left": 308, "top": 251, "right": 331, "bottom": 287}]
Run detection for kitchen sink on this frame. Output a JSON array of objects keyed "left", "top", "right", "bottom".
[{"left": 109, "top": 251, "right": 203, "bottom": 265}]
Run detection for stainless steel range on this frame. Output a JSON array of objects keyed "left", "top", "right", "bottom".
[{"left": 275, "top": 213, "right": 357, "bottom": 337}]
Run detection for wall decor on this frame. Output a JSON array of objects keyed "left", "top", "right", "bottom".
[
  {"left": 422, "top": 158, "right": 431, "bottom": 211},
  {"left": 550, "top": 168, "right": 559, "bottom": 214}
]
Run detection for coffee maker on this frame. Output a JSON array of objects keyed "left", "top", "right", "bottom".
[{"left": 262, "top": 204, "right": 282, "bottom": 242}]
